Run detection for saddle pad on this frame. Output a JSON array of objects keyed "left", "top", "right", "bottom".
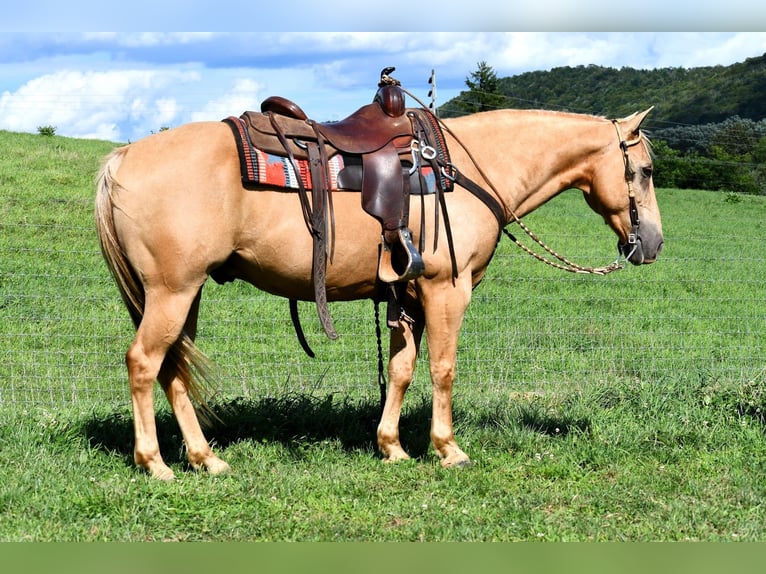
[
  {"left": 223, "top": 116, "right": 331, "bottom": 190},
  {"left": 252, "top": 143, "right": 345, "bottom": 190},
  {"left": 224, "top": 115, "right": 442, "bottom": 193}
]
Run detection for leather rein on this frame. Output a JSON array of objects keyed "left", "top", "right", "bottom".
[{"left": 414, "top": 97, "right": 645, "bottom": 276}]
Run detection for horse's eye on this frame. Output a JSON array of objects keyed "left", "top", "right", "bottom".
[{"left": 641, "top": 165, "right": 653, "bottom": 179}]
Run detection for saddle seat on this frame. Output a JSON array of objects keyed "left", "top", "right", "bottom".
[
  {"left": 256, "top": 85, "right": 413, "bottom": 158},
  {"left": 260, "top": 83, "right": 408, "bottom": 153}
]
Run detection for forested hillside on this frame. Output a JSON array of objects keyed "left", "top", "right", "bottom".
[
  {"left": 439, "top": 54, "right": 766, "bottom": 194},
  {"left": 440, "top": 53, "right": 766, "bottom": 125}
]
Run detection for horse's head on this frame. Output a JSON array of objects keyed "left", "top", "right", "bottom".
[{"left": 585, "top": 107, "right": 664, "bottom": 265}]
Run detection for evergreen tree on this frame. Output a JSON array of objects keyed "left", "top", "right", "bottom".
[{"left": 442, "top": 61, "right": 506, "bottom": 116}]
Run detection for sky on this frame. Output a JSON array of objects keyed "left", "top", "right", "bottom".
[{"left": 1, "top": 5, "right": 765, "bottom": 142}]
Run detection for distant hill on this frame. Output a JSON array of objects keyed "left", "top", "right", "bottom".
[{"left": 439, "top": 53, "right": 766, "bottom": 127}]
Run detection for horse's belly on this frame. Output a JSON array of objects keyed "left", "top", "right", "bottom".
[
  {"left": 226, "top": 193, "right": 382, "bottom": 301},
  {"left": 220, "top": 251, "right": 379, "bottom": 301}
]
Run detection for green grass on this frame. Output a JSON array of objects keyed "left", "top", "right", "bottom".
[
  {"left": 2, "top": 377, "right": 765, "bottom": 541},
  {"left": 1, "top": 129, "right": 765, "bottom": 541}
]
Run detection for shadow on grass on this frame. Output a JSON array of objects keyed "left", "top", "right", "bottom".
[
  {"left": 81, "top": 391, "right": 600, "bottom": 471},
  {"left": 81, "top": 393, "right": 433, "bottom": 467}
]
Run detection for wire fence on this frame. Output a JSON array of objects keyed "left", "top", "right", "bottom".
[{"left": 3, "top": 194, "right": 766, "bottom": 413}]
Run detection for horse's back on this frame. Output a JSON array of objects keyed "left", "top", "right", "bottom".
[{"left": 116, "top": 121, "right": 239, "bottom": 201}]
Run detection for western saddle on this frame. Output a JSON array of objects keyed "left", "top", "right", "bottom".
[{"left": 225, "top": 68, "right": 453, "bottom": 340}]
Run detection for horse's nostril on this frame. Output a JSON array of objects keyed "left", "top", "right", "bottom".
[{"left": 656, "top": 240, "right": 664, "bottom": 254}]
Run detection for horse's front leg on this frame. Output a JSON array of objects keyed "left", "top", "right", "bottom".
[
  {"left": 377, "top": 305, "right": 424, "bottom": 462},
  {"left": 422, "top": 279, "right": 473, "bottom": 467}
]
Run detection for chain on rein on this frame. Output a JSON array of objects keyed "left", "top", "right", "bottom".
[
  {"left": 508, "top": 119, "right": 647, "bottom": 275},
  {"left": 405, "top": 83, "right": 647, "bottom": 276},
  {"left": 498, "top": 120, "right": 646, "bottom": 275}
]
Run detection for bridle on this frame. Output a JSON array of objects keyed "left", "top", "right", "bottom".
[{"left": 612, "top": 119, "right": 644, "bottom": 262}]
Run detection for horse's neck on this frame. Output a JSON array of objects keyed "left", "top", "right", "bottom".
[{"left": 445, "top": 110, "right": 606, "bottom": 219}]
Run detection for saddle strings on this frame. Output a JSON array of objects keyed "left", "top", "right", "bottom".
[{"left": 402, "top": 87, "right": 627, "bottom": 276}]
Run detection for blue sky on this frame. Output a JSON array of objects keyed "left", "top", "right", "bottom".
[{"left": 2, "top": 7, "right": 765, "bottom": 142}]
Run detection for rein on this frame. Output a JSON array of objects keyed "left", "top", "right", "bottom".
[{"left": 405, "top": 87, "right": 643, "bottom": 276}]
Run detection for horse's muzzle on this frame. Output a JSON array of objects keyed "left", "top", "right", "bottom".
[{"left": 620, "top": 222, "right": 664, "bottom": 265}]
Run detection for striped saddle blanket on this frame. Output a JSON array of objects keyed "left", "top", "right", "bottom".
[{"left": 223, "top": 113, "right": 447, "bottom": 195}]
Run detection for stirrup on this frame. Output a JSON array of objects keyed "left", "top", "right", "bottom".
[{"left": 377, "top": 228, "right": 425, "bottom": 283}]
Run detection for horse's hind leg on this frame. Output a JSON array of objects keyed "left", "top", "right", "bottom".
[
  {"left": 126, "top": 286, "right": 203, "bottom": 480},
  {"left": 157, "top": 289, "right": 230, "bottom": 475}
]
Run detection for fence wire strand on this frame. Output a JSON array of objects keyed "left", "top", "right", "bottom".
[{"left": 3, "top": 221, "right": 765, "bottom": 410}]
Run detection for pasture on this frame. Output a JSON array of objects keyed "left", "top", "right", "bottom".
[{"left": 1, "top": 129, "right": 765, "bottom": 541}]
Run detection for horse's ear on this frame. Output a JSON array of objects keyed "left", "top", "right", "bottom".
[
  {"left": 636, "top": 106, "right": 654, "bottom": 126},
  {"left": 621, "top": 106, "right": 654, "bottom": 136}
]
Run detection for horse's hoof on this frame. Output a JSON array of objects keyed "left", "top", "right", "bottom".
[
  {"left": 440, "top": 455, "right": 473, "bottom": 469},
  {"left": 148, "top": 465, "right": 176, "bottom": 481},
  {"left": 206, "top": 458, "right": 232, "bottom": 475},
  {"left": 382, "top": 453, "right": 411, "bottom": 464},
  {"left": 192, "top": 455, "right": 231, "bottom": 475}
]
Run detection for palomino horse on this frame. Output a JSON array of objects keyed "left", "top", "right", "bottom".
[{"left": 95, "top": 106, "right": 663, "bottom": 479}]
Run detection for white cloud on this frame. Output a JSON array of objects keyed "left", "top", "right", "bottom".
[
  {"left": 153, "top": 98, "right": 179, "bottom": 127},
  {"left": 189, "top": 78, "right": 263, "bottom": 123},
  {"left": 648, "top": 33, "right": 766, "bottom": 69},
  {"left": 0, "top": 68, "right": 200, "bottom": 140}
]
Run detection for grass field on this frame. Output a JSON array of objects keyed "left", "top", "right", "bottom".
[{"left": 1, "top": 129, "right": 765, "bottom": 541}]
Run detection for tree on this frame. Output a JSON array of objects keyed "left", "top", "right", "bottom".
[
  {"left": 465, "top": 61, "right": 506, "bottom": 112},
  {"left": 441, "top": 61, "right": 507, "bottom": 116}
]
